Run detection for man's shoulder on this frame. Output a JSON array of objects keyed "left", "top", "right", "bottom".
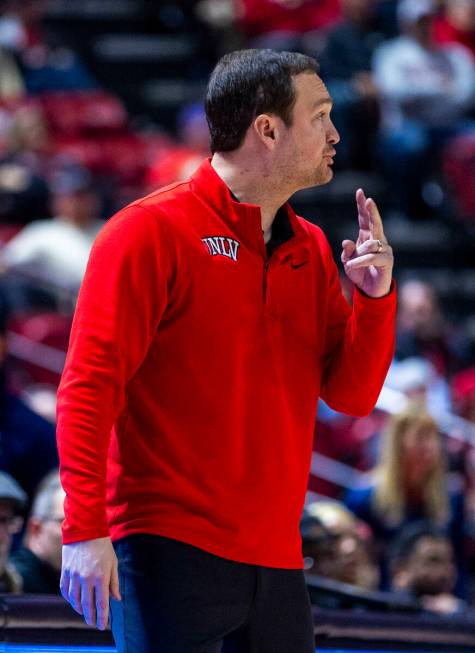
[
  {"left": 133, "top": 178, "right": 195, "bottom": 214},
  {"left": 103, "top": 178, "right": 196, "bottom": 235},
  {"left": 293, "top": 214, "right": 331, "bottom": 252}
]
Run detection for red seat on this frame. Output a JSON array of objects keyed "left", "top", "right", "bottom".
[
  {"left": 40, "top": 91, "right": 128, "bottom": 137},
  {"left": 0, "top": 224, "right": 23, "bottom": 245},
  {"left": 54, "top": 133, "right": 148, "bottom": 184}
]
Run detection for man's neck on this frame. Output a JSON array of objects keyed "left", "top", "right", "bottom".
[{"left": 211, "top": 152, "right": 291, "bottom": 234}]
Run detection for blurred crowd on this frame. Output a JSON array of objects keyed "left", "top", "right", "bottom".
[{"left": 0, "top": 0, "right": 474, "bottom": 618}]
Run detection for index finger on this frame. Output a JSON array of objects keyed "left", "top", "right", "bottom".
[
  {"left": 367, "top": 197, "right": 385, "bottom": 241},
  {"left": 356, "top": 188, "right": 371, "bottom": 231}
]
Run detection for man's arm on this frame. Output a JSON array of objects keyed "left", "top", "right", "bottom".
[
  {"left": 57, "top": 204, "right": 171, "bottom": 628},
  {"left": 320, "top": 189, "right": 396, "bottom": 417}
]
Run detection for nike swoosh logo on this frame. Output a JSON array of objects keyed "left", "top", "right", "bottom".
[{"left": 291, "top": 261, "right": 307, "bottom": 269}]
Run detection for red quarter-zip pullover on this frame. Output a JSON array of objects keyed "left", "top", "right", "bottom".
[{"left": 57, "top": 159, "right": 396, "bottom": 568}]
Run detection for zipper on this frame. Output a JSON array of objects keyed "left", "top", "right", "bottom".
[{"left": 263, "top": 259, "right": 269, "bottom": 304}]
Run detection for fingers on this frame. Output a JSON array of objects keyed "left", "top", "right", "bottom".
[
  {"left": 344, "top": 250, "right": 392, "bottom": 271},
  {"left": 60, "top": 570, "right": 70, "bottom": 601},
  {"left": 367, "top": 197, "right": 385, "bottom": 241},
  {"left": 68, "top": 573, "right": 83, "bottom": 616},
  {"left": 343, "top": 238, "right": 386, "bottom": 258},
  {"left": 95, "top": 577, "right": 110, "bottom": 631},
  {"left": 81, "top": 576, "right": 96, "bottom": 628},
  {"left": 110, "top": 560, "right": 122, "bottom": 602},
  {"left": 356, "top": 188, "right": 371, "bottom": 231},
  {"left": 356, "top": 190, "right": 386, "bottom": 243},
  {"left": 341, "top": 239, "right": 356, "bottom": 263}
]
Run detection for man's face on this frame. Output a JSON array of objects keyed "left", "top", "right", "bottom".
[
  {"left": 30, "top": 489, "right": 64, "bottom": 572},
  {"left": 53, "top": 189, "right": 99, "bottom": 225},
  {"left": 406, "top": 537, "right": 456, "bottom": 596},
  {"left": 275, "top": 72, "right": 340, "bottom": 192}
]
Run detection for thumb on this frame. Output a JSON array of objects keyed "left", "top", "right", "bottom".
[
  {"left": 110, "top": 561, "right": 121, "bottom": 601},
  {"left": 341, "top": 239, "right": 356, "bottom": 263}
]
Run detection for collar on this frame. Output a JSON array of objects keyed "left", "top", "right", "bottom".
[{"left": 191, "top": 158, "right": 310, "bottom": 262}]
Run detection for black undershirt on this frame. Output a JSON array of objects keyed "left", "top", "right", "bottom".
[{"left": 229, "top": 191, "right": 294, "bottom": 258}]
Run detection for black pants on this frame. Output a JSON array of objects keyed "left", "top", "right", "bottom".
[{"left": 110, "top": 534, "right": 315, "bottom": 653}]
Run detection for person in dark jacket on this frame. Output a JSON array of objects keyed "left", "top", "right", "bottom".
[{"left": 389, "top": 521, "right": 467, "bottom": 614}]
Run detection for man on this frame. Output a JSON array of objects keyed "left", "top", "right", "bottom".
[
  {"left": 11, "top": 469, "right": 64, "bottom": 594},
  {"left": 301, "top": 500, "right": 379, "bottom": 591},
  {"left": 390, "top": 521, "right": 466, "bottom": 614},
  {"left": 0, "top": 160, "right": 103, "bottom": 305},
  {"left": 57, "top": 49, "right": 395, "bottom": 652}
]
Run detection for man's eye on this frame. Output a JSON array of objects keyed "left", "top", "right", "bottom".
[{"left": 315, "top": 113, "right": 325, "bottom": 120}]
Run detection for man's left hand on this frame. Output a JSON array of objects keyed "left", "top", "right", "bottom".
[{"left": 341, "top": 189, "right": 394, "bottom": 298}]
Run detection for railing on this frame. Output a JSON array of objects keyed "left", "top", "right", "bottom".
[{"left": 3, "top": 593, "right": 475, "bottom": 651}]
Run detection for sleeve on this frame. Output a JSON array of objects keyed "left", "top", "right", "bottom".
[
  {"left": 56, "top": 204, "right": 172, "bottom": 543},
  {"left": 319, "top": 242, "right": 396, "bottom": 417}
]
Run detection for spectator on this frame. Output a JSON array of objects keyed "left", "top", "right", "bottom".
[
  {"left": 0, "top": 45, "right": 23, "bottom": 100},
  {"left": 145, "top": 103, "right": 209, "bottom": 191},
  {"left": 390, "top": 521, "right": 466, "bottom": 614},
  {"left": 0, "top": 103, "right": 52, "bottom": 225},
  {"left": 0, "top": 161, "right": 103, "bottom": 297},
  {"left": 434, "top": 0, "right": 475, "bottom": 60},
  {"left": 345, "top": 407, "right": 465, "bottom": 590},
  {"left": 385, "top": 357, "right": 451, "bottom": 421},
  {"left": 372, "top": 0, "right": 475, "bottom": 217},
  {"left": 11, "top": 469, "right": 64, "bottom": 594},
  {"left": 301, "top": 500, "right": 379, "bottom": 591},
  {"left": 0, "top": 470, "right": 25, "bottom": 593},
  {"left": 396, "top": 279, "right": 462, "bottom": 377},
  {"left": 0, "top": 0, "right": 96, "bottom": 94},
  {"left": 4, "top": 103, "right": 53, "bottom": 178},
  {"left": 319, "top": 0, "right": 383, "bottom": 169},
  {"left": 0, "top": 291, "right": 58, "bottom": 500}
]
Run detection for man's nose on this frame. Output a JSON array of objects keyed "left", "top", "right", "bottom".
[{"left": 327, "top": 119, "right": 340, "bottom": 145}]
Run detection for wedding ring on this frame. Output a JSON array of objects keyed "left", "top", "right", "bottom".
[{"left": 376, "top": 239, "right": 383, "bottom": 253}]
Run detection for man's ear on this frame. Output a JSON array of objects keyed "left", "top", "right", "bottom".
[{"left": 253, "top": 114, "right": 279, "bottom": 150}]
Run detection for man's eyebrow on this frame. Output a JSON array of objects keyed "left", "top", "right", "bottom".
[{"left": 312, "top": 99, "right": 333, "bottom": 110}]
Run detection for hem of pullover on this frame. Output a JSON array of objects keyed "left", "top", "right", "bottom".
[{"left": 108, "top": 522, "right": 304, "bottom": 570}]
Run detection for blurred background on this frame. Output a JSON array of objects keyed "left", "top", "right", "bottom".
[{"left": 0, "top": 0, "right": 475, "bottom": 622}]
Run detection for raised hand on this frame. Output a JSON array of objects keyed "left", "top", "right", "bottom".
[{"left": 341, "top": 188, "right": 394, "bottom": 298}]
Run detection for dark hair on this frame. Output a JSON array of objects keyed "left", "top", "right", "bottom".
[
  {"left": 389, "top": 521, "right": 449, "bottom": 565},
  {"left": 205, "top": 49, "right": 319, "bottom": 154}
]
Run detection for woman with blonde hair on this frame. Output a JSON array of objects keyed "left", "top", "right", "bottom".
[{"left": 345, "top": 406, "right": 465, "bottom": 591}]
